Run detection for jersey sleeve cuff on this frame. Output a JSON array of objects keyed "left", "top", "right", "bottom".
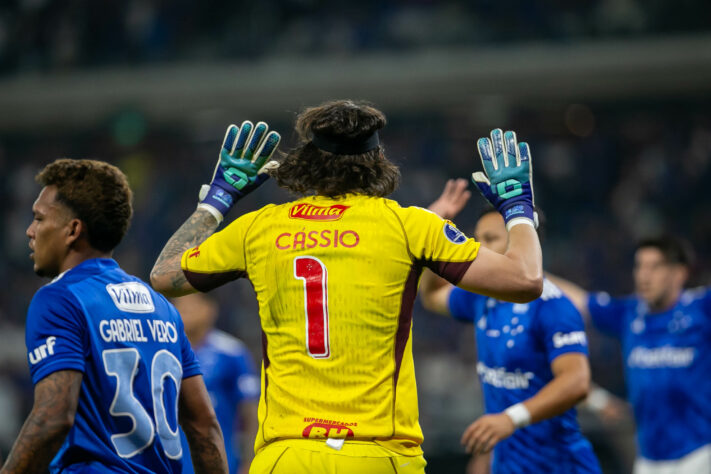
[
  {"left": 183, "top": 268, "right": 247, "bottom": 293},
  {"left": 181, "top": 361, "right": 203, "bottom": 380},
  {"left": 548, "top": 346, "right": 588, "bottom": 365},
  {"left": 31, "top": 358, "right": 85, "bottom": 385}
]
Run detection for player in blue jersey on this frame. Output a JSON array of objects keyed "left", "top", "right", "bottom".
[
  {"left": 421, "top": 180, "right": 601, "bottom": 474},
  {"left": 1, "top": 159, "right": 228, "bottom": 474},
  {"left": 173, "top": 293, "right": 259, "bottom": 474},
  {"left": 548, "top": 236, "right": 711, "bottom": 474}
]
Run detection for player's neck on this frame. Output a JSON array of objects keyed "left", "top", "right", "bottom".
[{"left": 59, "top": 247, "right": 112, "bottom": 274}]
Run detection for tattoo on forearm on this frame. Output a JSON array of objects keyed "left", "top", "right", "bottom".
[
  {"left": 151, "top": 209, "right": 219, "bottom": 292},
  {"left": 184, "top": 427, "right": 228, "bottom": 474},
  {"left": 2, "top": 370, "right": 82, "bottom": 474}
]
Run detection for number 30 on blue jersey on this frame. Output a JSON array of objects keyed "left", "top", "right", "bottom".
[{"left": 102, "top": 348, "right": 183, "bottom": 458}]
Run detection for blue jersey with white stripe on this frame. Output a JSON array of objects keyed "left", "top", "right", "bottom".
[
  {"left": 449, "top": 280, "right": 600, "bottom": 474},
  {"left": 588, "top": 287, "right": 711, "bottom": 461},
  {"left": 181, "top": 330, "right": 259, "bottom": 473},
  {"left": 25, "top": 259, "right": 201, "bottom": 473}
]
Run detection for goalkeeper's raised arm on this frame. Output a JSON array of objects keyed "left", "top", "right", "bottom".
[
  {"left": 455, "top": 128, "right": 543, "bottom": 303},
  {"left": 150, "top": 121, "right": 280, "bottom": 297}
]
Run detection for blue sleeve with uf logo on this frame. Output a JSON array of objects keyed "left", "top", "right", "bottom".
[{"left": 25, "top": 284, "right": 87, "bottom": 384}]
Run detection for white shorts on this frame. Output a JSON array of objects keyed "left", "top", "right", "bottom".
[{"left": 634, "top": 444, "right": 711, "bottom": 474}]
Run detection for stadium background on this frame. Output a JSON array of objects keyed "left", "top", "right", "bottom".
[{"left": 0, "top": 1, "right": 710, "bottom": 472}]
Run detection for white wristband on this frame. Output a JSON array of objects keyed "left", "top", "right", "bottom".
[
  {"left": 506, "top": 217, "right": 535, "bottom": 232},
  {"left": 504, "top": 403, "right": 531, "bottom": 429},
  {"left": 585, "top": 387, "right": 612, "bottom": 412},
  {"left": 197, "top": 202, "right": 224, "bottom": 225}
]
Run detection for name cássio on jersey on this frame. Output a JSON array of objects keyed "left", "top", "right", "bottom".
[{"left": 275, "top": 229, "right": 360, "bottom": 250}]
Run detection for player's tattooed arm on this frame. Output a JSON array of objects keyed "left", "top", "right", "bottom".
[
  {"left": 183, "top": 428, "right": 228, "bottom": 474},
  {"left": 151, "top": 208, "right": 219, "bottom": 297},
  {"left": 179, "top": 375, "right": 229, "bottom": 474},
  {"left": 1, "top": 370, "right": 82, "bottom": 474}
]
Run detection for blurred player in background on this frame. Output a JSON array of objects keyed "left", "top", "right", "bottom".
[
  {"left": 0, "top": 159, "right": 227, "bottom": 474},
  {"left": 548, "top": 236, "right": 711, "bottom": 474},
  {"left": 174, "top": 293, "right": 259, "bottom": 474},
  {"left": 422, "top": 181, "right": 600, "bottom": 474},
  {"left": 150, "top": 100, "right": 543, "bottom": 474}
]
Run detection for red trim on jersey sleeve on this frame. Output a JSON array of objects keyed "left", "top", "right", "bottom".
[
  {"left": 423, "top": 259, "right": 474, "bottom": 285},
  {"left": 183, "top": 269, "right": 247, "bottom": 292}
]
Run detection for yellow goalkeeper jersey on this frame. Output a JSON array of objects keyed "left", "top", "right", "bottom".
[{"left": 181, "top": 194, "right": 480, "bottom": 455}]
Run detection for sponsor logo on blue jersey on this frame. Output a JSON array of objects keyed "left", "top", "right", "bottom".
[
  {"left": 106, "top": 282, "right": 155, "bottom": 313},
  {"left": 627, "top": 345, "right": 696, "bottom": 368},
  {"left": 29, "top": 336, "right": 57, "bottom": 365},
  {"left": 553, "top": 331, "right": 587, "bottom": 348},
  {"left": 443, "top": 222, "right": 467, "bottom": 244},
  {"left": 477, "top": 361, "right": 534, "bottom": 389}
]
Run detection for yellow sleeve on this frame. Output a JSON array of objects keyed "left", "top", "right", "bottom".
[
  {"left": 180, "top": 209, "right": 261, "bottom": 292},
  {"left": 393, "top": 205, "right": 480, "bottom": 284}
]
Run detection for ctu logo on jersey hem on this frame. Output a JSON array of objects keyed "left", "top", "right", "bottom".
[
  {"left": 302, "top": 417, "right": 357, "bottom": 439},
  {"left": 289, "top": 204, "right": 350, "bottom": 221}
]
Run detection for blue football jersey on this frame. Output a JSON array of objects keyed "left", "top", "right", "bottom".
[
  {"left": 449, "top": 279, "right": 600, "bottom": 474},
  {"left": 181, "top": 330, "right": 259, "bottom": 474},
  {"left": 25, "top": 258, "right": 201, "bottom": 473},
  {"left": 588, "top": 287, "right": 711, "bottom": 461}
]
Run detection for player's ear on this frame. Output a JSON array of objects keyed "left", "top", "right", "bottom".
[{"left": 65, "top": 218, "right": 85, "bottom": 246}]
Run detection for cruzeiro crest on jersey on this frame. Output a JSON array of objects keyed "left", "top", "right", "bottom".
[{"left": 443, "top": 222, "right": 467, "bottom": 244}]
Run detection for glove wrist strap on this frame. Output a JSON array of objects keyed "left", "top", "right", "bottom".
[
  {"left": 501, "top": 202, "right": 535, "bottom": 224},
  {"left": 198, "top": 182, "right": 236, "bottom": 225}
]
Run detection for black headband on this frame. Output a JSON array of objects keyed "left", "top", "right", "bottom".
[{"left": 311, "top": 131, "right": 380, "bottom": 155}]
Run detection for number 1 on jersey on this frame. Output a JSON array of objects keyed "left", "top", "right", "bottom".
[{"left": 294, "top": 256, "right": 331, "bottom": 359}]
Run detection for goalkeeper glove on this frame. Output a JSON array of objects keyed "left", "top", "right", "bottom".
[
  {"left": 472, "top": 128, "right": 537, "bottom": 230},
  {"left": 198, "top": 121, "right": 281, "bottom": 224}
]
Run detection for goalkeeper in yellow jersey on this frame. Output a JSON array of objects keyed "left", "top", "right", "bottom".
[{"left": 151, "top": 100, "right": 543, "bottom": 474}]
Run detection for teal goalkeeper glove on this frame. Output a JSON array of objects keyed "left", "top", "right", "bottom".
[
  {"left": 198, "top": 121, "right": 281, "bottom": 223},
  {"left": 472, "top": 128, "right": 537, "bottom": 230}
]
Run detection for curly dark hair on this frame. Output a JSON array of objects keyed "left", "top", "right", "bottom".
[
  {"left": 273, "top": 99, "right": 400, "bottom": 197},
  {"left": 36, "top": 159, "right": 133, "bottom": 252}
]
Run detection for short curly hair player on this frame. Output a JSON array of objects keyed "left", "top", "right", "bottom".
[{"left": 2, "top": 159, "right": 228, "bottom": 474}]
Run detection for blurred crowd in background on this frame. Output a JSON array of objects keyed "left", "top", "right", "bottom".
[
  {"left": 1, "top": 0, "right": 710, "bottom": 74},
  {"left": 1, "top": 1, "right": 710, "bottom": 473}
]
